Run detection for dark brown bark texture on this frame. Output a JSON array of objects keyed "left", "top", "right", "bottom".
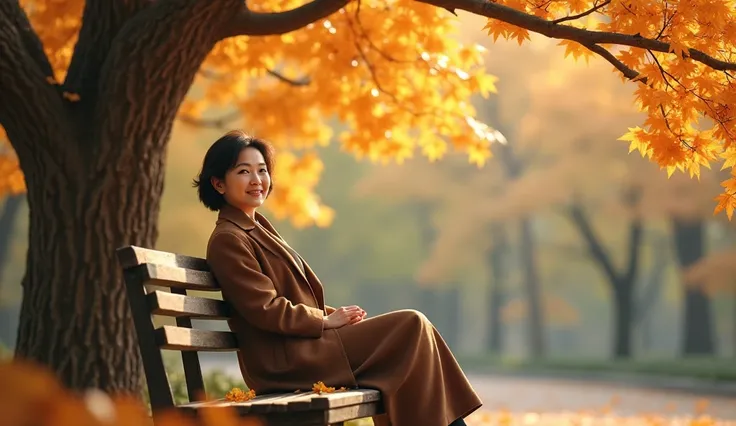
[
  {"left": 568, "top": 200, "right": 642, "bottom": 359},
  {"left": 0, "top": 0, "right": 246, "bottom": 392}
]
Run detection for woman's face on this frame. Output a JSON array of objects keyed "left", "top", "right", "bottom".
[{"left": 212, "top": 147, "right": 271, "bottom": 217}]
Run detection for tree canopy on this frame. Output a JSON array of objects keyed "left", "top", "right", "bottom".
[{"left": 1, "top": 0, "right": 736, "bottom": 222}]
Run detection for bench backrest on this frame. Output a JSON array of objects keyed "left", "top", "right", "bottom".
[{"left": 116, "top": 245, "right": 238, "bottom": 412}]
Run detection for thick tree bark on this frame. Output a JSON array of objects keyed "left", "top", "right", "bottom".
[
  {"left": 1, "top": 0, "right": 244, "bottom": 392},
  {"left": 15, "top": 151, "right": 165, "bottom": 390},
  {"left": 568, "top": 201, "right": 642, "bottom": 358},
  {"left": 671, "top": 219, "right": 715, "bottom": 356},
  {"left": 486, "top": 223, "right": 507, "bottom": 353}
]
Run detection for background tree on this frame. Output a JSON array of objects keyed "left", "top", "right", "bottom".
[{"left": 0, "top": 0, "right": 734, "bottom": 394}]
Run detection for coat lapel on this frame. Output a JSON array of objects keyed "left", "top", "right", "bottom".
[{"left": 217, "top": 205, "right": 310, "bottom": 284}]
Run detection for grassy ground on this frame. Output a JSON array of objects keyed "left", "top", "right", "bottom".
[{"left": 457, "top": 355, "right": 736, "bottom": 382}]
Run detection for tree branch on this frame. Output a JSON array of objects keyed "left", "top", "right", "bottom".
[
  {"left": 567, "top": 203, "right": 621, "bottom": 286},
  {"left": 584, "top": 43, "right": 643, "bottom": 82},
  {"left": 177, "top": 111, "right": 241, "bottom": 129},
  {"left": 0, "top": 0, "right": 74, "bottom": 173},
  {"left": 266, "top": 68, "right": 311, "bottom": 86},
  {"left": 0, "top": 0, "right": 54, "bottom": 78},
  {"left": 552, "top": 0, "right": 611, "bottom": 24},
  {"left": 420, "top": 0, "right": 736, "bottom": 71},
  {"left": 92, "top": 0, "right": 242, "bottom": 173},
  {"left": 64, "top": 0, "right": 151, "bottom": 108},
  {"left": 218, "top": 0, "right": 350, "bottom": 39},
  {"left": 199, "top": 67, "right": 311, "bottom": 86}
]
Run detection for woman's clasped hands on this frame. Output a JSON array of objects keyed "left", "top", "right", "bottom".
[{"left": 323, "top": 305, "right": 366, "bottom": 329}]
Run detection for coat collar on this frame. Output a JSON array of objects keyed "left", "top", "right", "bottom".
[{"left": 216, "top": 204, "right": 310, "bottom": 283}]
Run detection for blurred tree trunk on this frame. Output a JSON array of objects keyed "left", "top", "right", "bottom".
[
  {"left": 486, "top": 222, "right": 507, "bottom": 353},
  {"left": 568, "top": 193, "right": 642, "bottom": 359},
  {"left": 518, "top": 216, "right": 545, "bottom": 358},
  {"left": 0, "top": 194, "right": 24, "bottom": 298},
  {"left": 633, "top": 233, "right": 668, "bottom": 353},
  {"left": 418, "top": 286, "right": 460, "bottom": 349},
  {"left": 495, "top": 143, "right": 545, "bottom": 358},
  {"left": 671, "top": 219, "right": 715, "bottom": 355},
  {"left": 414, "top": 202, "right": 461, "bottom": 349}
]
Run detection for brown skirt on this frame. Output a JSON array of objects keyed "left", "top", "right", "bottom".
[{"left": 336, "top": 309, "right": 483, "bottom": 426}]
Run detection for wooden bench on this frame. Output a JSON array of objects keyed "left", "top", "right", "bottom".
[{"left": 116, "top": 245, "right": 383, "bottom": 425}]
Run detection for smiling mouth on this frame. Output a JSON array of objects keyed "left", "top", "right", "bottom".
[{"left": 247, "top": 190, "right": 263, "bottom": 197}]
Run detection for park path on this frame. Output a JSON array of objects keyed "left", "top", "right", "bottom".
[
  {"left": 468, "top": 374, "right": 736, "bottom": 420},
  {"left": 200, "top": 357, "right": 736, "bottom": 421}
]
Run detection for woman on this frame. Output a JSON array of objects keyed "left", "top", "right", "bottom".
[{"left": 194, "top": 130, "right": 482, "bottom": 426}]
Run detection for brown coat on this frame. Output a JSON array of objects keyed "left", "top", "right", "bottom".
[{"left": 207, "top": 204, "right": 482, "bottom": 426}]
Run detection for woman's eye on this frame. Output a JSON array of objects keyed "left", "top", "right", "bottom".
[
  {"left": 238, "top": 169, "right": 248, "bottom": 174},
  {"left": 259, "top": 169, "right": 267, "bottom": 173}
]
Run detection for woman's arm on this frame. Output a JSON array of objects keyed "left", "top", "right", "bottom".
[{"left": 208, "top": 231, "right": 324, "bottom": 338}]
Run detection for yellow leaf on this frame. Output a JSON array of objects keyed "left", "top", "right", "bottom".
[{"left": 63, "top": 92, "right": 81, "bottom": 102}]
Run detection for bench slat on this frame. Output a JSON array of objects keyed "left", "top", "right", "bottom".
[
  {"left": 288, "top": 390, "right": 382, "bottom": 411},
  {"left": 178, "top": 390, "right": 382, "bottom": 415},
  {"left": 179, "top": 393, "right": 294, "bottom": 414},
  {"left": 249, "top": 392, "right": 319, "bottom": 413},
  {"left": 155, "top": 325, "right": 238, "bottom": 351},
  {"left": 148, "top": 291, "right": 230, "bottom": 319},
  {"left": 117, "top": 245, "right": 210, "bottom": 271},
  {"left": 140, "top": 263, "right": 219, "bottom": 291}
]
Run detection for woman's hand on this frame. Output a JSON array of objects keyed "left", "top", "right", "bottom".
[{"left": 323, "top": 305, "right": 366, "bottom": 329}]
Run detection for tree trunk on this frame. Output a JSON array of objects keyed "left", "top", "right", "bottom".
[
  {"left": 519, "top": 216, "right": 545, "bottom": 358},
  {"left": 0, "top": 0, "right": 240, "bottom": 392},
  {"left": 568, "top": 202, "right": 641, "bottom": 359},
  {"left": 493, "top": 142, "right": 545, "bottom": 359},
  {"left": 671, "top": 219, "right": 715, "bottom": 356},
  {"left": 486, "top": 223, "right": 507, "bottom": 353},
  {"left": 13, "top": 134, "right": 169, "bottom": 392},
  {"left": 612, "top": 280, "right": 633, "bottom": 358}
]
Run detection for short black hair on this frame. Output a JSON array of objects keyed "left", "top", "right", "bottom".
[{"left": 193, "top": 130, "right": 275, "bottom": 212}]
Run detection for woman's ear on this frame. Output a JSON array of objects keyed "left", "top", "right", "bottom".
[{"left": 210, "top": 176, "right": 225, "bottom": 195}]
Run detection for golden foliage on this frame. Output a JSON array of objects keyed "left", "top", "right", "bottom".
[
  {"left": 13, "top": 0, "right": 736, "bottom": 224},
  {"left": 682, "top": 249, "right": 736, "bottom": 294},
  {"left": 311, "top": 381, "right": 347, "bottom": 394},
  {"left": 18, "top": 0, "right": 499, "bottom": 227},
  {"left": 482, "top": 0, "right": 736, "bottom": 218},
  {"left": 224, "top": 388, "right": 256, "bottom": 402}
]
